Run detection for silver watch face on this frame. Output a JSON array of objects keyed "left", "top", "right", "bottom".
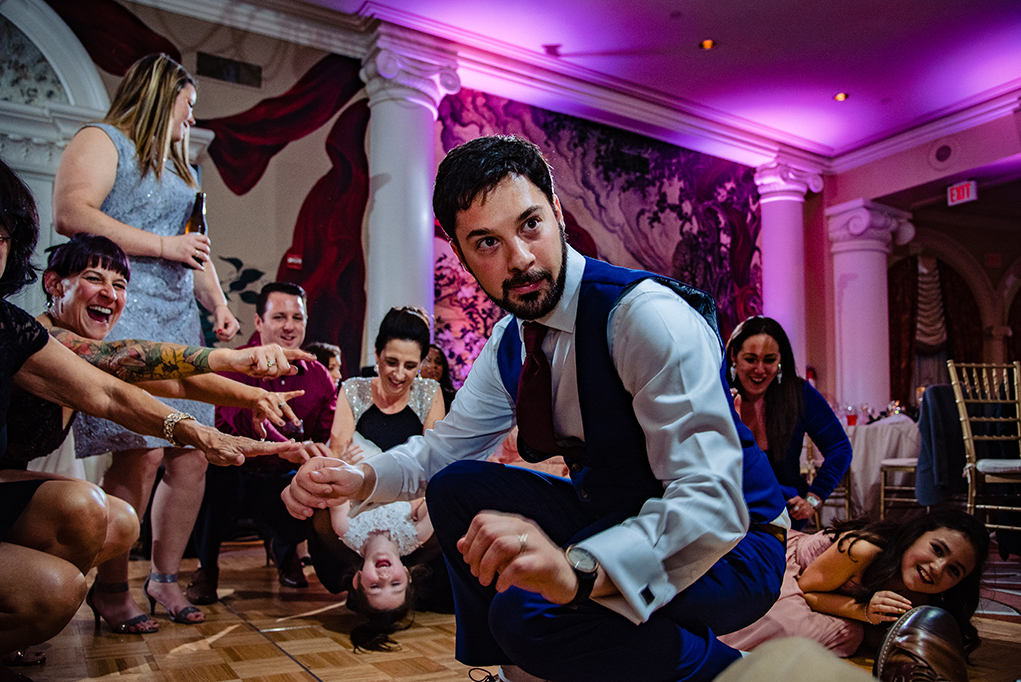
[{"left": 566, "top": 546, "right": 598, "bottom": 573}]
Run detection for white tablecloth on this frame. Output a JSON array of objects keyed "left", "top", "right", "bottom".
[{"left": 846, "top": 416, "right": 921, "bottom": 519}]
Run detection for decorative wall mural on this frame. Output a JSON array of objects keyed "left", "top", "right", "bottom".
[
  {"left": 434, "top": 88, "right": 762, "bottom": 385},
  {"left": 0, "top": 14, "right": 68, "bottom": 105}
]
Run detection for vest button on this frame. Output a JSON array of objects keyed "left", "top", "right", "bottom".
[
  {"left": 569, "top": 462, "right": 582, "bottom": 473},
  {"left": 578, "top": 489, "right": 589, "bottom": 499}
]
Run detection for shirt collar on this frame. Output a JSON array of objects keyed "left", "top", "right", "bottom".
[{"left": 517, "top": 244, "right": 584, "bottom": 336}]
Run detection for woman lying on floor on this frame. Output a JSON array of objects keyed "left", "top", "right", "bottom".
[{"left": 719, "top": 509, "right": 989, "bottom": 657}]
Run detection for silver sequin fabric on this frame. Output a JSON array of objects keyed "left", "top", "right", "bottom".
[
  {"left": 74, "top": 124, "right": 214, "bottom": 457},
  {"left": 341, "top": 500, "right": 422, "bottom": 556},
  {"left": 342, "top": 377, "right": 439, "bottom": 425}
]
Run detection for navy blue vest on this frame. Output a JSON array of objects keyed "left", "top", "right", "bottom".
[{"left": 497, "top": 257, "right": 786, "bottom": 525}]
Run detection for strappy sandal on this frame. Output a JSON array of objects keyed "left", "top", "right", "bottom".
[
  {"left": 85, "top": 581, "right": 159, "bottom": 634},
  {"left": 143, "top": 572, "right": 204, "bottom": 624}
]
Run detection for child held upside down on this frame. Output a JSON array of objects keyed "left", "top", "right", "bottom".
[{"left": 330, "top": 498, "right": 433, "bottom": 651}]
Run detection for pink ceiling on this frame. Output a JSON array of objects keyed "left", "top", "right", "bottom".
[{"left": 318, "top": 0, "right": 1021, "bottom": 157}]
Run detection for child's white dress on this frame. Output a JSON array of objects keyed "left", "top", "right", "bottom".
[{"left": 341, "top": 501, "right": 421, "bottom": 556}]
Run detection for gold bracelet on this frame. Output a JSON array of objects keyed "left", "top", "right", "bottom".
[{"left": 163, "top": 411, "right": 196, "bottom": 447}]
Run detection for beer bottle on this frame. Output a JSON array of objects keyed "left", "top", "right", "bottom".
[
  {"left": 184, "top": 192, "right": 207, "bottom": 266},
  {"left": 185, "top": 191, "right": 207, "bottom": 235}
]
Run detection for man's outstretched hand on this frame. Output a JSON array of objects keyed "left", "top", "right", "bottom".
[
  {"left": 457, "top": 511, "right": 580, "bottom": 605},
  {"left": 281, "top": 457, "right": 368, "bottom": 519}
]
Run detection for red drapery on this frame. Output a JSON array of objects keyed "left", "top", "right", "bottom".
[
  {"left": 43, "top": 0, "right": 180, "bottom": 75},
  {"left": 940, "top": 260, "right": 983, "bottom": 363},
  {"left": 197, "top": 55, "right": 364, "bottom": 196},
  {"left": 273, "top": 101, "right": 369, "bottom": 378},
  {"left": 888, "top": 256, "right": 984, "bottom": 405},
  {"left": 888, "top": 256, "right": 919, "bottom": 406}
]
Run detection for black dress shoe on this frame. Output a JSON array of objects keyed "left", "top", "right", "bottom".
[
  {"left": 873, "top": 605, "right": 967, "bottom": 682},
  {"left": 186, "top": 567, "right": 219, "bottom": 605},
  {"left": 278, "top": 549, "right": 309, "bottom": 588}
]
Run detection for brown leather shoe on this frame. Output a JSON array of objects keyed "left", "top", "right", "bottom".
[
  {"left": 185, "top": 567, "right": 219, "bottom": 605},
  {"left": 278, "top": 549, "right": 308, "bottom": 588},
  {"left": 873, "top": 605, "right": 967, "bottom": 682}
]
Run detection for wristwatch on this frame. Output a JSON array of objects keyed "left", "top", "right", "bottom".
[{"left": 565, "top": 544, "right": 599, "bottom": 605}]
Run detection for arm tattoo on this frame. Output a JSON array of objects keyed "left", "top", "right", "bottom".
[{"left": 50, "top": 328, "right": 213, "bottom": 382}]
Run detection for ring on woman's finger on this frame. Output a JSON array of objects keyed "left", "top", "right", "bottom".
[
  {"left": 266, "top": 360, "right": 276, "bottom": 368},
  {"left": 517, "top": 533, "right": 528, "bottom": 555}
]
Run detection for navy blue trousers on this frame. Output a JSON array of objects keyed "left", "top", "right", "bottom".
[{"left": 426, "top": 460, "right": 784, "bottom": 682}]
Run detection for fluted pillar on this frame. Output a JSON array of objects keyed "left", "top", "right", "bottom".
[
  {"left": 360, "top": 27, "right": 460, "bottom": 364},
  {"left": 825, "top": 199, "right": 915, "bottom": 409},
  {"left": 753, "top": 161, "right": 822, "bottom": 374}
]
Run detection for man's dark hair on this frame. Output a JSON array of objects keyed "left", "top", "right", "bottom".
[
  {"left": 432, "top": 135, "right": 556, "bottom": 245},
  {"left": 0, "top": 160, "right": 40, "bottom": 297},
  {"left": 255, "top": 281, "right": 307, "bottom": 317},
  {"left": 45, "top": 235, "right": 131, "bottom": 305}
]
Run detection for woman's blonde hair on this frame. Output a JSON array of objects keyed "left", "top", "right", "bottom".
[{"left": 104, "top": 53, "right": 197, "bottom": 187}]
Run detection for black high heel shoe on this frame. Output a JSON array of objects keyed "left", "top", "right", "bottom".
[
  {"left": 143, "top": 572, "right": 204, "bottom": 624},
  {"left": 85, "top": 581, "right": 158, "bottom": 634}
]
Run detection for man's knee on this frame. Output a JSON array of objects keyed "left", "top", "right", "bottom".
[
  {"left": 426, "top": 460, "right": 495, "bottom": 533},
  {"left": 488, "top": 588, "right": 561, "bottom": 676}
]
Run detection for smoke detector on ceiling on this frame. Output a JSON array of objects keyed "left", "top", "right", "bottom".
[{"left": 927, "top": 138, "right": 959, "bottom": 170}]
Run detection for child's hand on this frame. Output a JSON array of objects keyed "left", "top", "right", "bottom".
[{"left": 864, "top": 590, "right": 913, "bottom": 624}]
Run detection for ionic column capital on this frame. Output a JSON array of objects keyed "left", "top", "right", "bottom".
[
  {"left": 825, "top": 198, "right": 915, "bottom": 254},
  {"left": 753, "top": 161, "right": 823, "bottom": 203},
  {"left": 360, "top": 26, "right": 460, "bottom": 117}
]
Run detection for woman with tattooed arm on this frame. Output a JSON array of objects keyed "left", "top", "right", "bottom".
[
  {"left": 0, "top": 159, "right": 303, "bottom": 676},
  {"left": 3, "top": 235, "right": 314, "bottom": 635}
]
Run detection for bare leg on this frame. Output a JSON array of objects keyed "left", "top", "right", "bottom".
[
  {"left": 144, "top": 447, "right": 207, "bottom": 623},
  {"left": 95, "top": 495, "right": 141, "bottom": 566},
  {"left": 5, "top": 478, "right": 107, "bottom": 574},
  {"left": 91, "top": 447, "right": 162, "bottom": 632},
  {"left": 0, "top": 544, "right": 87, "bottom": 658}
]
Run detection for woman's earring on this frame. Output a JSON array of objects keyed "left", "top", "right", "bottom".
[
  {"left": 729, "top": 366, "right": 736, "bottom": 382},
  {"left": 373, "top": 363, "right": 379, "bottom": 375},
  {"left": 776, "top": 363, "right": 783, "bottom": 385}
]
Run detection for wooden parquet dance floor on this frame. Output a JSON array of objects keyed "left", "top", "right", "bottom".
[
  {"left": 22, "top": 540, "right": 1021, "bottom": 682},
  {"left": 31, "top": 540, "right": 496, "bottom": 682}
]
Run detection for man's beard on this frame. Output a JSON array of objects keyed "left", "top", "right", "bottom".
[{"left": 477, "top": 231, "right": 568, "bottom": 320}]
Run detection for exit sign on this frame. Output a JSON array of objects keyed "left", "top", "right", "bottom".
[{"left": 947, "top": 180, "right": 977, "bottom": 206}]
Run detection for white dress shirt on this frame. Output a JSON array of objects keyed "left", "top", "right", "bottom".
[{"left": 359, "top": 245, "right": 752, "bottom": 623}]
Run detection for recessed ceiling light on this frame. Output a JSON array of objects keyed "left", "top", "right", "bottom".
[
  {"left": 699, "top": 39, "right": 716, "bottom": 50},
  {"left": 834, "top": 92, "right": 849, "bottom": 101}
]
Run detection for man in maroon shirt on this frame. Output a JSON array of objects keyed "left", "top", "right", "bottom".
[{"left": 187, "top": 282, "right": 337, "bottom": 603}]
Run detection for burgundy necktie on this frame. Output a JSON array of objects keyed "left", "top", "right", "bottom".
[{"left": 516, "top": 322, "right": 568, "bottom": 457}]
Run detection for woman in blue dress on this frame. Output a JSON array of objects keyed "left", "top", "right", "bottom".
[
  {"left": 53, "top": 54, "right": 240, "bottom": 632},
  {"left": 726, "top": 316, "right": 853, "bottom": 530}
]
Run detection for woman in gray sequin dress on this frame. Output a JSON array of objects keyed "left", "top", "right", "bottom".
[{"left": 53, "top": 54, "right": 239, "bottom": 632}]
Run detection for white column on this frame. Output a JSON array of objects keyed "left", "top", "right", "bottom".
[
  {"left": 753, "top": 161, "right": 822, "bottom": 374},
  {"left": 360, "top": 28, "right": 460, "bottom": 365},
  {"left": 825, "top": 199, "right": 915, "bottom": 409}
]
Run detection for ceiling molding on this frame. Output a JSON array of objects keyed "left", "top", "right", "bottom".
[
  {"left": 830, "top": 89, "right": 1021, "bottom": 174},
  {"left": 124, "top": 0, "right": 1020, "bottom": 180},
  {"left": 129, "top": 0, "right": 373, "bottom": 57}
]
